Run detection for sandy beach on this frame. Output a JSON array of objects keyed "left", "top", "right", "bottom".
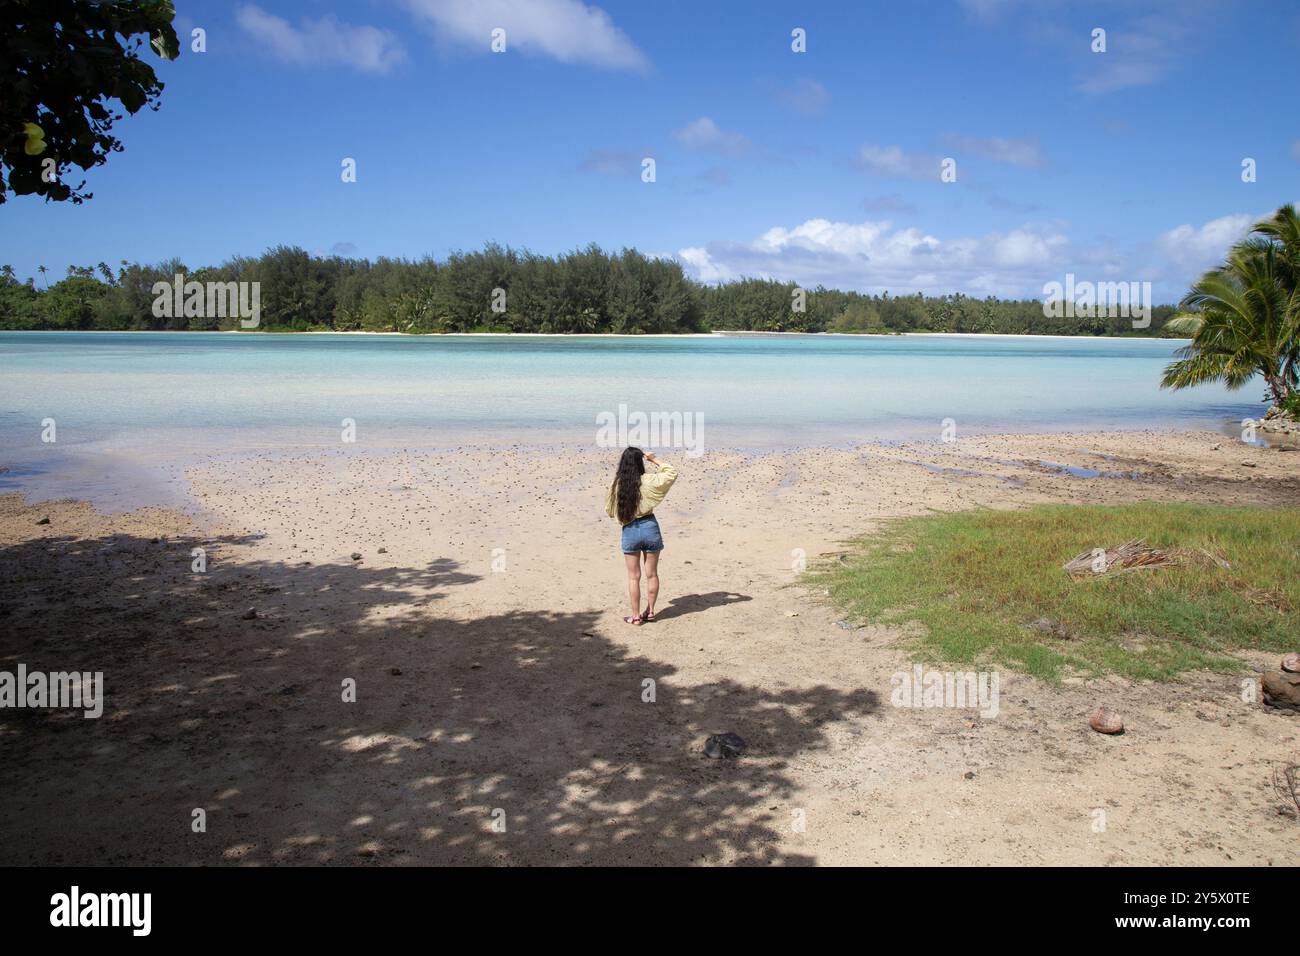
[{"left": 2, "top": 429, "right": 1299, "bottom": 866}]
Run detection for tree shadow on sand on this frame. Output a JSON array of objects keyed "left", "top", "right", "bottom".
[{"left": 0, "top": 529, "right": 878, "bottom": 865}]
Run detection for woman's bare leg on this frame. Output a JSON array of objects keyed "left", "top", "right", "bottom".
[
  {"left": 624, "top": 552, "right": 642, "bottom": 621},
  {"left": 643, "top": 551, "right": 660, "bottom": 617}
]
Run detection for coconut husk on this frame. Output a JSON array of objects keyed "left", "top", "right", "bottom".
[{"left": 1089, "top": 706, "right": 1124, "bottom": 734}]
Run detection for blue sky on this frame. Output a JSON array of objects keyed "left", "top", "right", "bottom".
[{"left": 3, "top": 0, "right": 1299, "bottom": 300}]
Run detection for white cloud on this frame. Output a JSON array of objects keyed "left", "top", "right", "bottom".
[
  {"left": 1079, "top": 59, "right": 1166, "bottom": 95},
  {"left": 402, "top": 0, "right": 649, "bottom": 72},
  {"left": 853, "top": 144, "right": 943, "bottom": 181},
  {"left": 677, "top": 246, "right": 729, "bottom": 284},
  {"left": 677, "top": 217, "right": 1070, "bottom": 296},
  {"left": 236, "top": 5, "right": 405, "bottom": 74},
  {"left": 1076, "top": 5, "right": 1219, "bottom": 94},
  {"left": 673, "top": 117, "right": 750, "bottom": 156},
  {"left": 678, "top": 207, "right": 1280, "bottom": 301},
  {"left": 959, "top": 0, "right": 1218, "bottom": 95},
  {"left": 1156, "top": 213, "right": 1254, "bottom": 272},
  {"left": 943, "top": 134, "right": 1045, "bottom": 169},
  {"left": 775, "top": 79, "right": 829, "bottom": 115}
]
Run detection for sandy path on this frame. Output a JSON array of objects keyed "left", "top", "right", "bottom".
[{"left": 1, "top": 430, "right": 1298, "bottom": 865}]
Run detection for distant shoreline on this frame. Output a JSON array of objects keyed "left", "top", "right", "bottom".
[{"left": 1, "top": 329, "right": 1187, "bottom": 342}]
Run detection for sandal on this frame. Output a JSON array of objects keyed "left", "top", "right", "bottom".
[
  {"left": 623, "top": 615, "right": 643, "bottom": 626},
  {"left": 641, "top": 608, "right": 656, "bottom": 623}
]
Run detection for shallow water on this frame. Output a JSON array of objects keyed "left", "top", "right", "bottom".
[{"left": 0, "top": 331, "right": 1264, "bottom": 508}]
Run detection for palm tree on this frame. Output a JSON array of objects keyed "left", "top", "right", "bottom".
[
  {"left": 1256, "top": 204, "right": 1300, "bottom": 322},
  {"left": 37, "top": 264, "right": 47, "bottom": 288},
  {"left": 1162, "top": 205, "right": 1300, "bottom": 410}
]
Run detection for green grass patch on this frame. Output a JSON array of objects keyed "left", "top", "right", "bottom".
[{"left": 812, "top": 503, "right": 1300, "bottom": 682}]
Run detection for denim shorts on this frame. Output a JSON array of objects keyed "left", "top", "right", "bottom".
[{"left": 621, "top": 514, "right": 664, "bottom": 554}]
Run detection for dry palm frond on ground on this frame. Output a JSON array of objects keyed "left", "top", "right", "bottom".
[
  {"left": 1274, "top": 763, "right": 1300, "bottom": 818},
  {"left": 1063, "top": 538, "right": 1231, "bottom": 579}
]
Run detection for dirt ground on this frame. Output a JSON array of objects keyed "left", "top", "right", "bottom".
[{"left": 2, "top": 429, "right": 1298, "bottom": 865}]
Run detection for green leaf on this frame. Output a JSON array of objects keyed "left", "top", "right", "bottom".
[{"left": 22, "top": 123, "right": 46, "bottom": 155}]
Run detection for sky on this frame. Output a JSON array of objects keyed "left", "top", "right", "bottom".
[{"left": 3, "top": 0, "right": 1299, "bottom": 302}]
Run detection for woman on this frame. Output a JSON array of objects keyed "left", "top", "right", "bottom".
[{"left": 605, "top": 446, "right": 678, "bottom": 626}]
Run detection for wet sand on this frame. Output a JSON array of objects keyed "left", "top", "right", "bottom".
[{"left": 2, "top": 429, "right": 1299, "bottom": 865}]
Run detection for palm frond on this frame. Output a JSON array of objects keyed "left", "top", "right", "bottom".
[
  {"left": 1162, "top": 312, "right": 1203, "bottom": 336},
  {"left": 1162, "top": 207, "right": 1299, "bottom": 404}
]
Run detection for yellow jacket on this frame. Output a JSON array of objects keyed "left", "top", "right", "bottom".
[{"left": 606, "top": 461, "right": 679, "bottom": 524}]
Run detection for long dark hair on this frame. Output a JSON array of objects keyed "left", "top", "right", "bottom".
[{"left": 612, "top": 446, "right": 645, "bottom": 524}]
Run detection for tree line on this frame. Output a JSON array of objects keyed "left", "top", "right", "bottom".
[{"left": 0, "top": 243, "right": 1179, "bottom": 336}]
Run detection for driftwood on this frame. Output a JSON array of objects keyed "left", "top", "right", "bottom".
[{"left": 1063, "top": 539, "right": 1231, "bottom": 579}]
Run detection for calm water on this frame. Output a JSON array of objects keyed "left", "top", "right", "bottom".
[{"left": 0, "top": 331, "right": 1261, "bottom": 508}]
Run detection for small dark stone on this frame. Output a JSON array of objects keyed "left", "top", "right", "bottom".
[
  {"left": 389, "top": 667, "right": 402, "bottom": 676},
  {"left": 241, "top": 607, "right": 258, "bottom": 620},
  {"left": 36, "top": 517, "right": 50, "bottom": 525},
  {"left": 350, "top": 552, "right": 362, "bottom": 561},
  {"left": 377, "top": 547, "right": 388, "bottom": 554},
  {"left": 704, "top": 732, "right": 747, "bottom": 759}
]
